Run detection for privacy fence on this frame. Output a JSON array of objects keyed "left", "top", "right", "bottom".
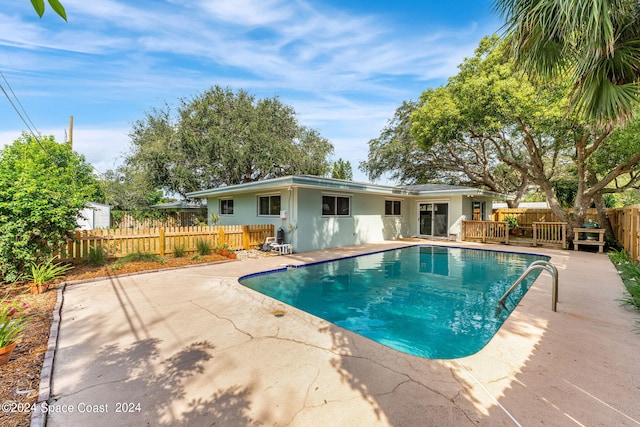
[
  {"left": 491, "top": 208, "right": 599, "bottom": 225},
  {"left": 607, "top": 205, "right": 640, "bottom": 261},
  {"left": 55, "top": 224, "right": 274, "bottom": 264},
  {"left": 491, "top": 206, "right": 640, "bottom": 260}
]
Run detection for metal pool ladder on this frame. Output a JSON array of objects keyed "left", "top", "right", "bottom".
[{"left": 496, "top": 260, "right": 558, "bottom": 316}]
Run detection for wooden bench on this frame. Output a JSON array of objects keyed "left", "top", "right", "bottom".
[{"left": 573, "top": 228, "right": 605, "bottom": 253}]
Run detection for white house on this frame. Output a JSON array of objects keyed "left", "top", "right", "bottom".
[{"left": 187, "top": 175, "right": 506, "bottom": 253}]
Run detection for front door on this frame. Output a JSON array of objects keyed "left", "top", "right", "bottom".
[{"left": 419, "top": 203, "right": 449, "bottom": 237}]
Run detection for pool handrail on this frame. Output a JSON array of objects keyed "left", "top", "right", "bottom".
[{"left": 496, "top": 260, "right": 558, "bottom": 316}]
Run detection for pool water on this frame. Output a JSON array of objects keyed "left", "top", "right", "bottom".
[{"left": 239, "top": 246, "right": 548, "bottom": 359}]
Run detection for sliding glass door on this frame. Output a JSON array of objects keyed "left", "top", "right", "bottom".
[{"left": 419, "top": 203, "right": 449, "bottom": 237}]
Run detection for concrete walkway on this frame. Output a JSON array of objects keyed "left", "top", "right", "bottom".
[{"left": 44, "top": 241, "right": 640, "bottom": 426}]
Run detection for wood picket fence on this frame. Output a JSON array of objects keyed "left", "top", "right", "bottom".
[{"left": 55, "top": 224, "right": 274, "bottom": 264}]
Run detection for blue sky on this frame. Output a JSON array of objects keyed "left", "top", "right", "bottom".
[{"left": 0, "top": 0, "right": 501, "bottom": 184}]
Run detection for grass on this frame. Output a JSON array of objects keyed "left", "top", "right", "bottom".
[
  {"left": 609, "top": 249, "right": 640, "bottom": 329},
  {"left": 112, "top": 251, "right": 166, "bottom": 270},
  {"left": 173, "top": 244, "right": 186, "bottom": 258},
  {"left": 87, "top": 247, "right": 107, "bottom": 266},
  {"left": 196, "top": 239, "right": 212, "bottom": 256}
]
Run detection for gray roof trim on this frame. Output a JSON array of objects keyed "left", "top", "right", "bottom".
[{"left": 186, "top": 175, "right": 508, "bottom": 199}]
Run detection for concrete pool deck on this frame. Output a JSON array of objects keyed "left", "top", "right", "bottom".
[{"left": 43, "top": 240, "right": 640, "bottom": 426}]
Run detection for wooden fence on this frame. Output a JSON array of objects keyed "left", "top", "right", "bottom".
[
  {"left": 492, "top": 208, "right": 598, "bottom": 226},
  {"left": 607, "top": 205, "right": 640, "bottom": 260},
  {"left": 112, "top": 211, "right": 206, "bottom": 229},
  {"left": 493, "top": 206, "right": 640, "bottom": 259},
  {"left": 55, "top": 224, "right": 275, "bottom": 264},
  {"left": 462, "top": 221, "right": 510, "bottom": 244}
]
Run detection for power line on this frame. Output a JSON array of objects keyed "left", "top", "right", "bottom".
[
  {"left": 0, "top": 66, "right": 105, "bottom": 178},
  {"left": 0, "top": 69, "right": 41, "bottom": 136},
  {"left": 0, "top": 72, "right": 55, "bottom": 157}
]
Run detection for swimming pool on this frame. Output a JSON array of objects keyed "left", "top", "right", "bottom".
[{"left": 239, "top": 245, "right": 549, "bottom": 359}]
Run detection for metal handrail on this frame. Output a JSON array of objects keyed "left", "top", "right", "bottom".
[{"left": 496, "top": 260, "right": 558, "bottom": 316}]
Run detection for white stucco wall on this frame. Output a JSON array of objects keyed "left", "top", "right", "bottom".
[
  {"left": 202, "top": 188, "right": 496, "bottom": 252},
  {"left": 204, "top": 187, "right": 413, "bottom": 253}
]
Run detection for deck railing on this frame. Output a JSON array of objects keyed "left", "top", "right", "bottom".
[
  {"left": 533, "top": 222, "right": 567, "bottom": 249},
  {"left": 461, "top": 221, "right": 509, "bottom": 244},
  {"left": 55, "top": 224, "right": 275, "bottom": 263}
]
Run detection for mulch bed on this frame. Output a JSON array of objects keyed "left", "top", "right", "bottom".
[{"left": 0, "top": 252, "right": 238, "bottom": 426}]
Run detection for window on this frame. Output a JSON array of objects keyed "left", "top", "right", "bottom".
[
  {"left": 385, "top": 200, "right": 401, "bottom": 216},
  {"left": 322, "top": 195, "right": 350, "bottom": 216},
  {"left": 220, "top": 199, "right": 234, "bottom": 215},
  {"left": 258, "top": 195, "right": 281, "bottom": 216}
]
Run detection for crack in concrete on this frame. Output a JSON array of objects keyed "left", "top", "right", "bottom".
[
  {"left": 51, "top": 375, "right": 134, "bottom": 400},
  {"left": 190, "top": 299, "right": 476, "bottom": 423}
]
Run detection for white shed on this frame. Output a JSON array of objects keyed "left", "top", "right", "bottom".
[{"left": 77, "top": 202, "right": 111, "bottom": 230}]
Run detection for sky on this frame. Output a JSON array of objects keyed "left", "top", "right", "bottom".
[{"left": 0, "top": 0, "right": 502, "bottom": 185}]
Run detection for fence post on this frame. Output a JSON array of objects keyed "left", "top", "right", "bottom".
[
  {"left": 218, "top": 226, "right": 225, "bottom": 247},
  {"left": 159, "top": 228, "right": 166, "bottom": 256},
  {"left": 632, "top": 208, "right": 639, "bottom": 261},
  {"left": 74, "top": 231, "right": 81, "bottom": 264},
  {"left": 242, "top": 225, "right": 250, "bottom": 250}
]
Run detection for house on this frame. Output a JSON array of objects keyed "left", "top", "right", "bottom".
[
  {"left": 77, "top": 202, "right": 111, "bottom": 230},
  {"left": 186, "top": 175, "right": 506, "bottom": 253}
]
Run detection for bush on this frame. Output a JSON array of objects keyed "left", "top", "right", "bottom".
[
  {"left": 196, "top": 239, "right": 212, "bottom": 256},
  {"left": 609, "top": 249, "right": 640, "bottom": 329},
  {"left": 504, "top": 216, "right": 519, "bottom": 229},
  {"left": 0, "top": 134, "right": 100, "bottom": 283}
]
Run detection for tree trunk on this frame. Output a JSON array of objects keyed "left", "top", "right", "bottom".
[{"left": 593, "top": 193, "right": 614, "bottom": 241}]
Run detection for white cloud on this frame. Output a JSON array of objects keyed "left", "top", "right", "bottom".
[
  {"left": 0, "top": 1, "right": 500, "bottom": 184},
  {"left": 198, "top": 0, "right": 294, "bottom": 26}
]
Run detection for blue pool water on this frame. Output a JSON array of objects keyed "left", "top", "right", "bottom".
[{"left": 239, "top": 246, "right": 548, "bottom": 359}]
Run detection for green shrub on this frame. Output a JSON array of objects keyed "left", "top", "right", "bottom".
[
  {"left": 27, "top": 257, "right": 72, "bottom": 285},
  {"left": 196, "top": 239, "right": 212, "bottom": 256},
  {"left": 110, "top": 251, "right": 165, "bottom": 271},
  {"left": 87, "top": 247, "right": 107, "bottom": 266},
  {"left": 0, "top": 134, "right": 100, "bottom": 283},
  {"left": 191, "top": 254, "right": 202, "bottom": 261},
  {"left": 503, "top": 216, "right": 519, "bottom": 229},
  {"left": 173, "top": 244, "right": 186, "bottom": 258},
  {"left": 609, "top": 249, "right": 640, "bottom": 329}
]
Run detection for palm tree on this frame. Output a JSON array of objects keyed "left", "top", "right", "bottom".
[{"left": 494, "top": 0, "right": 640, "bottom": 126}]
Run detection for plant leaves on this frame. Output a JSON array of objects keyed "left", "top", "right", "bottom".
[
  {"left": 48, "top": 0, "right": 67, "bottom": 21},
  {"left": 30, "top": 0, "right": 45, "bottom": 17}
]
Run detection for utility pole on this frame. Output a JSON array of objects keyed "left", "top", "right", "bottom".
[{"left": 69, "top": 115, "right": 74, "bottom": 149}]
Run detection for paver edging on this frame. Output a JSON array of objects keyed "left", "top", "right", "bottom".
[{"left": 30, "top": 283, "right": 65, "bottom": 427}]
